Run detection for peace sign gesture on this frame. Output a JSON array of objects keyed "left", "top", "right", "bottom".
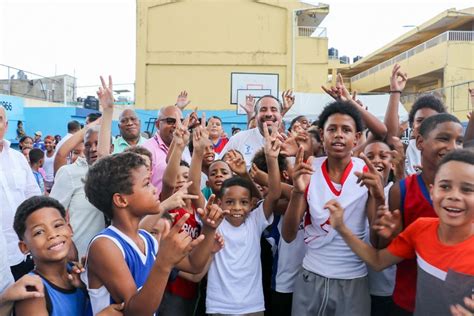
[
  {"left": 197, "top": 194, "right": 229, "bottom": 229},
  {"left": 173, "top": 116, "right": 190, "bottom": 147},
  {"left": 263, "top": 121, "right": 281, "bottom": 159},
  {"left": 97, "top": 75, "right": 114, "bottom": 110},
  {"left": 354, "top": 153, "right": 385, "bottom": 202}
]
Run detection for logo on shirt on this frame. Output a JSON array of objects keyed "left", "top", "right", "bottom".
[{"left": 244, "top": 144, "right": 252, "bottom": 155}]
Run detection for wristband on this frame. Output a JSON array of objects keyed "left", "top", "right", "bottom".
[{"left": 389, "top": 90, "right": 402, "bottom": 94}]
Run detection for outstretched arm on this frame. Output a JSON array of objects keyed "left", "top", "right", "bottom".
[
  {"left": 327, "top": 200, "right": 402, "bottom": 271},
  {"left": 385, "top": 64, "right": 407, "bottom": 140},
  {"left": 188, "top": 117, "right": 208, "bottom": 210},
  {"left": 464, "top": 89, "right": 474, "bottom": 143},
  {"left": 97, "top": 75, "right": 114, "bottom": 159},
  {"left": 262, "top": 122, "right": 282, "bottom": 218}
]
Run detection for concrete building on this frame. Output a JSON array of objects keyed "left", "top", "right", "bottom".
[
  {"left": 335, "top": 7, "right": 474, "bottom": 120},
  {"left": 135, "top": 0, "right": 330, "bottom": 111}
]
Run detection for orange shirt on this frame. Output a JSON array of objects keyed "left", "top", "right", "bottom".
[{"left": 388, "top": 217, "right": 474, "bottom": 315}]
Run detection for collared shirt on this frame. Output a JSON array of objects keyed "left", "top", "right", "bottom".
[
  {"left": 142, "top": 133, "right": 169, "bottom": 195},
  {"left": 0, "top": 139, "right": 41, "bottom": 266},
  {"left": 50, "top": 156, "right": 105, "bottom": 258},
  {"left": 112, "top": 136, "right": 147, "bottom": 154}
]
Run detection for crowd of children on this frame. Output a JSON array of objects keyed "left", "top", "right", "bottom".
[{"left": 1, "top": 65, "right": 474, "bottom": 316}]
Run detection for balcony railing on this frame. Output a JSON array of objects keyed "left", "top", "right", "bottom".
[
  {"left": 351, "top": 31, "right": 474, "bottom": 82},
  {"left": 298, "top": 26, "right": 327, "bottom": 38}
]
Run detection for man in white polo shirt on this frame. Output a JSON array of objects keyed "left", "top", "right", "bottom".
[{"left": 0, "top": 107, "right": 41, "bottom": 280}]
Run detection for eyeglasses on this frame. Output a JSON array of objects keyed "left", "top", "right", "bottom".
[{"left": 159, "top": 117, "right": 183, "bottom": 125}]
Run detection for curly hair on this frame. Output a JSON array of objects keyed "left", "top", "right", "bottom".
[
  {"left": 318, "top": 101, "right": 364, "bottom": 133},
  {"left": 124, "top": 146, "right": 153, "bottom": 164},
  {"left": 408, "top": 95, "right": 446, "bottom": 128},
  {"left": 218, "top": 176, "right": 253, "bottom": 199},
  {"left": 14, "top": 196, "right": 66, "bottom": 240},
  {"left": 251, "top": 148, "right": 288, "bottom": 173},
  {"left": 437, "top": 149, "right": 474, "bottom": 173},
  {"left": 84, "top": 152, "right": 147, "bottom": 219}
]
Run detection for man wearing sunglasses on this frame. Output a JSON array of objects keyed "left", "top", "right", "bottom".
[{"left": 143, "top": 105, "right": 183, "bottom": 194}]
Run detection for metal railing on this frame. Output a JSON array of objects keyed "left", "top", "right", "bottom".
[
  {"left": 298, "top": 26, "right": 327, "bottom": 38},
  {"left": 351, "top": 31, "right": 474, "bottom": 82}
]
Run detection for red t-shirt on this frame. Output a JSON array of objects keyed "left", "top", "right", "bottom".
[
  {"left": 393, "top": 174, "right": 436, "bottom": 312},
  {"left": 388, "top": 218, "right": 474, "bottom": 315},
  {"left": 166, "top": 208, "right": 201, "bottom": 299}
]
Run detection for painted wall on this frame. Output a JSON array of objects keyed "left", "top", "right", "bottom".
[{"left": 136, "top": 0, "right": 330, "bottom": 110}]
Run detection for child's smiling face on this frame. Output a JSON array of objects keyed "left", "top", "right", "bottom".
[
  {"left": 219, "top": 185, "right": 252, "bottom": 227},
  {"left": 431, "top": 161, "right": 474, "bottom": 228},
  {"left": 19, "top": 207, "right": 72, "bottom": 263},
  {"left": 364, "top": 142, "right": 393, "bottom": 184}
]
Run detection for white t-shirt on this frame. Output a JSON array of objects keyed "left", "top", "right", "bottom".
[
  {"left": 266, "top": 214, "right": 306, "bottom": 293},
  {"left": 218, "top": 128, "right": 265, "bottom": 169},
  {"left": 367, "top": 182, "right": 396, "bottom": 296},
  {"left": 206, "top": 202, "right": 273, "bottom": 314},
  {"left": 303, "top": 157, "right": 369, "bottom": 279},
  {"left": 405, "top": 139, "right": 421, "bottom": 176},
  {"left": 0, "top": 140, "right": 41, "bottom": 266},
  {"left": 43, "top": 152, "right": 55, "bottom": 182},
  {"left": 50, "top": 157, "right": 105, "bottom": 258}
]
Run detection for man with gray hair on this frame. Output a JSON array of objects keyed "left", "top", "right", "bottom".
[
  {"left": 0, "top": 107, "right": 41, "bottom": 281},
  {"left": 143, "top": 105, "right": 183, "bottom": 194},
  {"left": 112, "top": 109, "right": 146, "bottom": 154},
  {"left": 219, "top": 95, "right": 283, "bottom": 168},
  {"left": 50, "top": 124, "right": 105, "bottom": 258}
]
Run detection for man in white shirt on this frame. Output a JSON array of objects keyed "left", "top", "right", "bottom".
[
  {"left": 219, "top": 95, "right": 283, "bottom": 168},
  {"left": 0, "top": 107, "right": 41, "bottom": 280}
]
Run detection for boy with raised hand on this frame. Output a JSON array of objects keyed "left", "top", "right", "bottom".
[
  {"left": 12, "top": 196, "right": 92, "bottom": 316},
  {"left": 206, "top": 122, "right": 281, "bottom": 315},
  {"left": 328, "top": 149, "right": 474, "bottom": 316},
  {"left": 378, "top": 113, "right": 464, "bottom": 314},
  {"left": 82, "top": 152, "right": 226, "bottom": 315},
  {"left": 282, "top": 100, "right": 375, "bottom": 316}
]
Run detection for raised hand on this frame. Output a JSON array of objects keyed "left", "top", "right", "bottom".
[
  {"left": 372, "top": 205, "right": 402, "bottom": 239},
  {"left": 67, "top": 260, "right": 86, "bottom": 288},
  {"left": 335, "top": 73, "right": 351, "bottom": 101},
  {"left": 292, "top": 146, "right": 313, "bottom": 193},
  {"left": 97, "top": 75, "right": 114, "bottom": 110},
  {"left": 176, "top": 91, "right": 191, "bottom": 110},
  {"left": 263, "top": 121, "right": 282, "bottom": 159},
  {"left": 239, "top": 95, "right": 255, "bottom": 116},
  {"left": 158, "top": 213, "right": 205, "bottom": 268},
  {"left": 325, "top": 199, "right": 344, "bottom": 230},
  {"left": 173, "top": 116, "right": 190, "bottom": 147},
  {"left": 211, "top": 232, "right": 225, "bottom": 254},
  {"left": 390, "top": 64, "right": 408, "bottom": 92},
  {"left": 250, "top": 163, "right": 269, "bottom": 186},
  {"left": 354, "top": 153, "right": 385, "bottom": 202},
  {"left": 281, "top": 89, "right": 295, "bottom": 115},
  {"left": 161, "top": 181, "right": 198, "bottom": 211},
  {"left": 197, "top": 194, "right": 229, "bottom": 229},
  {"left": 224, "top": 150, "right": 247, "bottom": 176}
]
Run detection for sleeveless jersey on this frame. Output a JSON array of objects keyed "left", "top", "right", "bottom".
[
  {"left": 393, "top": 174, "right": 435, "bottom": 312},
  {"left": 303, "top": 157, "right": 369, "bottom": 279},
  {"left": 83, "top": 226, "right": 158, "bottom": 315},
  {"left": 32, "top": 270, "right": 92, "bottom": 316},
  {"left": 166, "top": 208, "right": 202, "bottom": 299}
]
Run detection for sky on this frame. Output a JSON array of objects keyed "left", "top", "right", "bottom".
[{"left": 0, "top": 0, "right": 472, "bottom": 96}]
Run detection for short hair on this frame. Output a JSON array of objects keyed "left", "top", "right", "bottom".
[
  {"left": 318, "top": 101, "right": 364, "bottom": 133},
  {"left": 419, "top": 113, "right": 461, "bottom": 138},
  {"left": 44, "top": 135, "right": 54, "bottom": 142},
  {"left": 251, "top": 148, "right": 288, "bottom": 173},
  {"left": 180, "top": 160, "right": 190, "bottom": 168},
  {"left": 254, "top": 95, "right": 283, "bottom": 113},
  {"left": 218, "top": 176, "right": 253, "bottom": 199},
  {"left": 209, "top": 159, "right": 231, "bottom": 171},
  {"left": 14, "top": 196, "right": 66, "bottom": 240},
  {"left": 84, "top": 125, "right": 100, "bottom": 143},
  {"left": 408, "top": 95, "right": 446, "bottom": 128},
  {"left": 436, "top": 149, "right": 474, "bottom": 173},
  {"left": 207, "top": 116, "right": 222, "bottom": 125},
  {"left": 84, "top": 152, "right": 147, "bottom": 219},
  {"left": 289, "top": 115, "right": 307, "bottom": 132},
  {"left": 67, "top": 120, "right": 81, "bottom": 133},
  {"left": 124, "top": 146, "right": 153, "bottom": 164},
  {"left": 307, "top": 128, "right": 322, "bottom": 144},
  {"left": 86, "top": 112, "right": 102, "bottom": 123},
  {"left": 29, "top": 148, "right": 44, "bottom": 164}
]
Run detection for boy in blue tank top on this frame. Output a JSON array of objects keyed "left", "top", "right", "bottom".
[
  {"left": 12, "top": 196, "right": 92, "bottom": 316},
  {"left": 82, "top": 152, "right": 227, "bottom": 315}
]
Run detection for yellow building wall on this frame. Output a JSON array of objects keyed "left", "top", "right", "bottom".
[{"left": 136, "top": 0, "right": 329, "bottom": 110}]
